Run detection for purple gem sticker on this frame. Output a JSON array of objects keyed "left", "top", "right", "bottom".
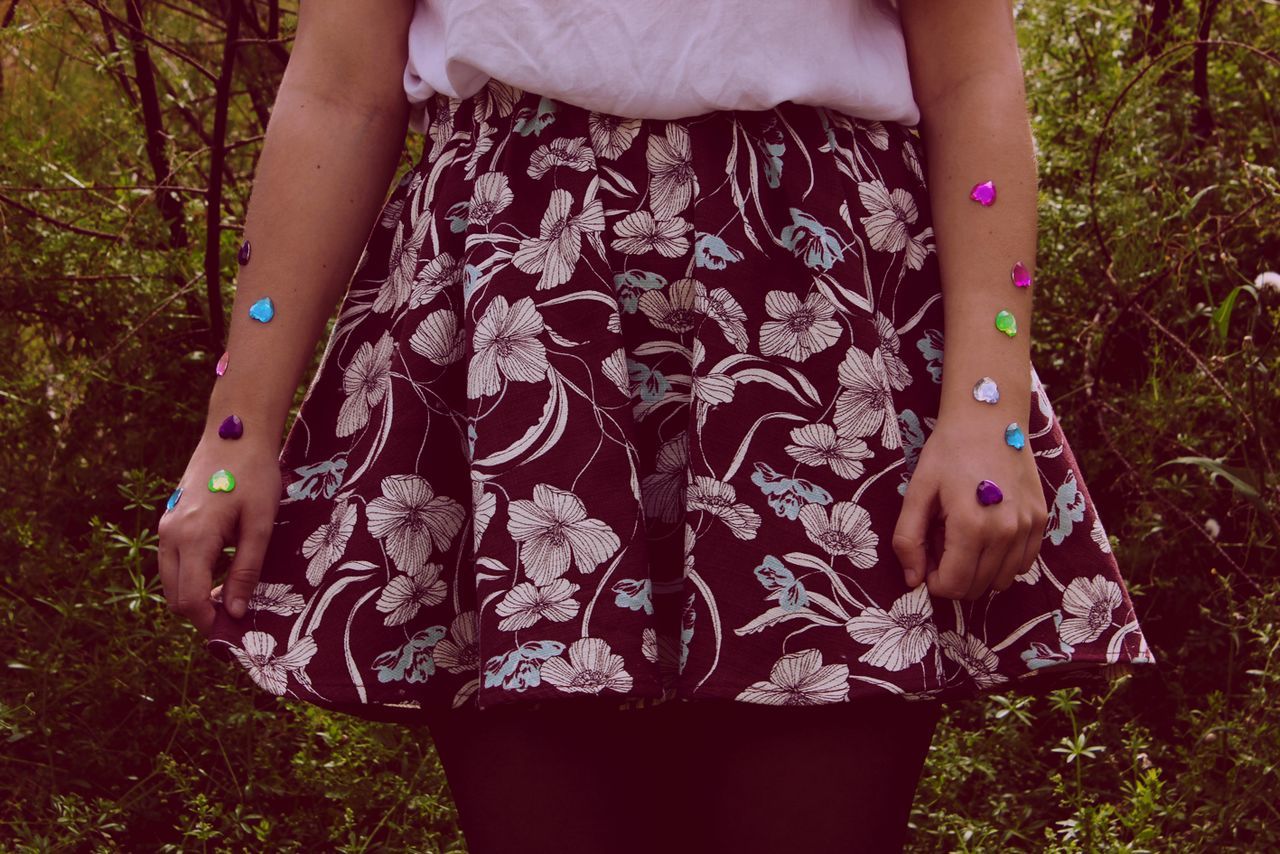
[
  {"left": 969, "top": 180, "right": 997, "bottom": 206},
  {"left": 218, "top": 414, "right": 244, "bottom": 440},
  {"left": 237, "top": 239, "right": 251, "bottom": 266},
  {"left": 976, "top": 479, "right": 1004, "bottom": 506},
  {"left": 1012, "top": 261, "right": 1033, "bottom": 289}
]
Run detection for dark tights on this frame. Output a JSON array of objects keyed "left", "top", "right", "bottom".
[{"left": 425, "top": 695, "right": 943, "bottom": 854}]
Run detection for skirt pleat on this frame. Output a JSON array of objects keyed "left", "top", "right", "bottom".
[{"left": 204, "top": 79, "right": 1156, "bottom": 722}]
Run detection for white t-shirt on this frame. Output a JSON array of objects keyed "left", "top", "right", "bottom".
[{"left": 402, "top": 0, "right": 920, "bottom": 130}]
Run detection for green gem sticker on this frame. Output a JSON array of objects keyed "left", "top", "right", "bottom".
[
  {"left": 208, "top": 469, "right": 236, "bottom": 493},
  {"left": 995, "top": 309, "right": 1017, "bottom": 337}
]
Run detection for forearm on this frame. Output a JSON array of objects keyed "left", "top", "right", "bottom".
[
  {"left": 917, "top": 72, "right": 1038, "bottom": 432},
  {"left": 202, "top": 83, "right": 409, "bottom": 444}
]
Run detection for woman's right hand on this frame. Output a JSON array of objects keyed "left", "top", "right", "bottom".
[{"left": 157, "top": 434, "right": 283, "bottom": 636}]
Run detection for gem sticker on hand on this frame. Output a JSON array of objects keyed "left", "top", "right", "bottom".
[
  {"left": 995, "top": 310, "right": 1017, "bottom": 337},
  {"left": 249, "top": 296, "right": 274, "bottom": 323},
  {"left": 973, "top": 376, "right": 1000, "bottom": 404},
  {"left": 976, "top": 479, "right": 1004, "bottom": 505},
  {"left": 215, "top": 350, "right": 230, "bottom": 376},
  {"left": 166, "top": 486, "right": 183, "bottom": 512},
  {"left": 969, "top": 180, "right": 996, "bottom": 206},
  {"left": 208, "top": 469, "right": 236, "bottom": 493},
  {"left": 218, "top": 414, "right": 244, "bottom": 440},
  {"left": 237, "top": 239, "right": 251, "bottom": 266},
  {"left": 1005, "top": 421, "right": 1026, "bottom": 450},
  {"left": 1011, "top": 261, "right": 1033, "bottom": 289}
]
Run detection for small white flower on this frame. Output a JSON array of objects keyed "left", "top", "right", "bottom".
[
  {"left": 798, "top": 500, "right": 878, "bottom": 567},
  {"left": 1059, "top": 575, "right": 1123, "bottom": 645},
  {"left": 1254, "top": 271, "right": 1280, "bottom": 294},
  {"left": 507, "top": 483, "right": 621, "bottom": 584},
  {"left": 736, "top": 649, "right": 850, "bottom": 705},
  {"left": 540, "top": 637, "right": 633, "bottom": 695},
  {"left": 844, "top": 585, "right": 937, "bottom": 672},
  {"left": 230, "top": 631, "right": 317, "bottom": 696},
  {"left": 375, "top": 561, "right": 448, "bottom": 626},
  {"left": 758, "top": 291, "right": 842, "bottom": 363},
  {"left": 494, "top": 578, "right": 581, "bottom": 631},
  {"left": 301, "top": 500, "right": 357, "bottom": 585}
]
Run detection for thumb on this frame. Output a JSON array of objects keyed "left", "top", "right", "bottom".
[
  {"left": 223, "top": 505, "right": 277, "bottom": 618},
  {"left": 893, "top": 475, "right": 938, "bottom": 588}
]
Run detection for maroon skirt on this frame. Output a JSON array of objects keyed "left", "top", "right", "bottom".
[{"left": 204, "top": 79, "right": 1157, "bottom": 723}]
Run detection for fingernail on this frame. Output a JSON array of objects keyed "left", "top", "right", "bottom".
[{"left": 230, "top": 598, "right": 246, "bottom": 618}]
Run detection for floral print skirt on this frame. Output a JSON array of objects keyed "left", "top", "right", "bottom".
[{"left": 204, "top": 79, "right": 1157, "bottom": 724}]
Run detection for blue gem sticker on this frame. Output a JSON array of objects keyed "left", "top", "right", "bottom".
[
  {"left": 165, "top": 486, "right": 183, "bottom": 512},
  {"left": 248, "top": 296, "right": 274, "bottom": 323},
  {"left": 1005, "top": 421, "right": 1026, "bottom": 450}
]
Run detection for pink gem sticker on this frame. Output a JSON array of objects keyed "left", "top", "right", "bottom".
[
  {"left": 215, "top": 350, "right": 229, "bottom": 376},
  {"left": 1011, "top": 261, "right": 1033, "bottom": 288},
  {"left": 969, "top": 180, "right": 996, "bottom": 206}
]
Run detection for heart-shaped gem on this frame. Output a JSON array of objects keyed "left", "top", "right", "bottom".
[
  {"left": 237, "top": 239, "right": 251, "bottom": 266},
  {"left": 165, "top": 486, "right": 183, "bottom": 512},
  {"left": 969, "top": 180, "right": 997, "bottom": 206},
  {"left": 208, "top": 469, "right": 236, "bottom": 492},
  {"left": 995, "top": 310, "right": 1017, "bottom": 337},
  {"left": 1011, "top": 261, "right": 1033, "bottom": 288},
  {"left": 248, "top": 296, "right": 274, "bottom": 323},
  {"left": 1005, "top": 422, "right": 1026, "bottom": 450},
  {"left": 215, "top": 350, "right": 230, "bottom": 376},
  {"left": 976, "top": 479, "right": 1004, "bottom": 505},
  {"left": 218, "top": 414, "right": 244, "bottom": 440},
  {"left": 973, "top": 376, "right": 1000, "bottom": 404}
]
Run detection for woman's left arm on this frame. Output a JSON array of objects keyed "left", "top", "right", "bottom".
[{"left": 892, "top": 0, "right": 1049, "bottom": 599}]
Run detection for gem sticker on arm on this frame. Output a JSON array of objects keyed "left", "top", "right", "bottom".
[
  {"left": 972, "top": 376, "right": 1000, "bottom": 404},
  {"left": 994, "top": 310, "right": 1017, "bottom": 337},
  {"left": 249, "top": 296, "right": 274, "bottom": 323},
  {"left": 208, "top": 469, "right": 236, "bottom": 492},
  {"left": 165, "top": 486, "right": 183, "bottom": 512},
  {"left": 976, "top": 479, "right": 1004, "bottom": 505},
  {"left": 1004, "top": 422, "right": 1026, "bottom": 450},
  {"left": 1011, "top": 261, "right": 1033, "bottom": 289},
  {"left": 215, "top": 350, "right": 230, "bottom": 376},
  {"left": 237, "top": 239, "right": 251, "bottom": 266},
  {"left": 969, "top": 180, "right": 996, "bottom": 206},
  {"left": 218, "top": 414, "right": 244, "bottom": 440}
]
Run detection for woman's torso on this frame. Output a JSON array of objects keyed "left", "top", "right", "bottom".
[{"left": 402, "top": 0, "right": 921, "bottom": 128}]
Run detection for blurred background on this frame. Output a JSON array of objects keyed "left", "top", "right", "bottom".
[{"left": 1, "top": 0, "right": 1277, "bottom": 850}]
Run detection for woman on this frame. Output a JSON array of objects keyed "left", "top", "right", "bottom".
[{"left": 157, "top": 1, "right": 1156, "bottom": 851}]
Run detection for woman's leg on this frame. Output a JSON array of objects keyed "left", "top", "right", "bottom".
[
  {"left": 425, "top": 700, "right": 668, "bottom": 854},
  {"left": 427, "top": 695, "right": 941, "bottom": 854},
  {"left": 664, "top": 696, "right": 943, "bottom": 854}
]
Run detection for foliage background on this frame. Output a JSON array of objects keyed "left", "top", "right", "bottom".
[{"left": 1, "top": 0, "right": 1276, "bottom": 850}]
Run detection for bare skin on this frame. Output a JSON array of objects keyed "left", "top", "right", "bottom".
[
  {"left": 159, "top": 0, "right": 1048, "bottom": 635},
  {"left": 894, "top": 0, "right": 1050, "bottom": 600}
]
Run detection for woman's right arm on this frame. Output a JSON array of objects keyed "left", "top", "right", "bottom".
[{"left": 158, "top": 1, "right": 415, "bottom": 634}]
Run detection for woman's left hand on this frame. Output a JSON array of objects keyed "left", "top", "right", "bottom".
[{"left": 891, "top": 414, "right": 1049, "bottom": 599}]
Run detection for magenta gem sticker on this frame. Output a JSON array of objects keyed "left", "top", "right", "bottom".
[
  {"left": 1012, "top": 261, "right": 1033, "bottom": 288},
  {"left": 215, "top": 350, "right": 230, "bottom": 376},
  {"left": 218, "top": 414, "right": 244, "bottom": 440},
  {"left": 969, "top": 180, "right": 997, "bottom": 206},
  {"left": 976, "top": 479, "right": 1004, "bottom": 506}
]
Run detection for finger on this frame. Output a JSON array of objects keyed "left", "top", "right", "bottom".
[
  {"left": 970, "top": 512, "right": 1018, "bottom": 599},
  {"left": 893, "top": 478, "right": 939, "bottom": 588},
  {"left": 1025, "top": 508, "right": 1048, "bottom": 571},
  {"left": 993, "top": 515, "right": 1031, "bottom": 593},
  {"left": 222, "top": 507, "right": 277, "bottom": 618},
  {"left": 175, "top": 533, "right": 222, "bottom": 636},
  {"left": 927, "top": 518, "right": 979, "bottom": 601},
  {"left": 158, "top": 528, "right": 181, "bottom": 610}
]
